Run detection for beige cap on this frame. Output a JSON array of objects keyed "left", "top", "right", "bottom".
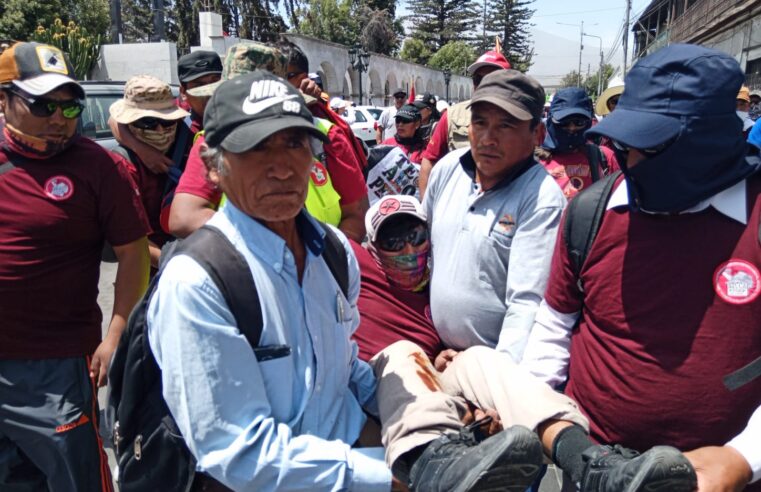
[
  {"left": 110, "top": 75, "right": 189, "bottom": 125},
  {"left": 595, "top": 77, "right": 625, "bottom": 116},
  {"left": 737, "top": 85, "right": 751, "bottom": 103}
]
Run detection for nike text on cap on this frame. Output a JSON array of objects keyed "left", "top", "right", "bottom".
[{"left": 203, "top": 70, "right": 330, "bottom": 153}]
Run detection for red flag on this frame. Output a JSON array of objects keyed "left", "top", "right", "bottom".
[{"left": 408, "top": 78, "right": 416, "bottom": 103}]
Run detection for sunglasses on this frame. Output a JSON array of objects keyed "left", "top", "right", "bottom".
[
  {"left": 612, "top": 137, "right": 675, "bottom": 158},
  {"left": 377, "top": 225, "right": 429, "bottom": 252},
  {"left": 286, "top": 71, "right": 304, "bottom": 80},
  {"left": 552, "top": 117, "right": 590, "bottom": 128},
  {"left": 10, "top": 89, "right": 84, "bottom": 119},
  {"left": 131, "top": 117, "right": 177, "bottom": 130}
]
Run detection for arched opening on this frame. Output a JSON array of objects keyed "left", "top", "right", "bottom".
[
  {"left": 319, "top": 61, "right": 338, "bottom": 94},
  {"left": 385, "top": 73, "right": 398, "bottom": 106},
  {"left": 368, "top": 69, "right": 382, "bottom": 107}
]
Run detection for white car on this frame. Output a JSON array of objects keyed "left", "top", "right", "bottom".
[{"left": 350, "top": 105, "right": 383, "bottom": 147}]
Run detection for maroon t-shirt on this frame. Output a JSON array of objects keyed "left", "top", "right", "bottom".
[
  {"left": 0, "top": 137, "right": 150, "bottom": 359},
  {"left": 350, "top": 241, "right": 441, "bottom": 361},
  {"left": 544, "top": 174, "right": 761, "bottom": 453}
]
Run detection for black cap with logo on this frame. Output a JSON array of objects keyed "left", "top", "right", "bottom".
[
  {"left": 203, "top": 70, "right": 329, "bottom": 153},
  {"left": 177, "top": 50, "right": 223, "bottom": 83}
]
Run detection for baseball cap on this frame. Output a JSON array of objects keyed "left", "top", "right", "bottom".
[
  {"left": 365, "top": 195, "right": 426, "bottom": 244},
  {"left": 395, "top": 104, "right": 421, "bottom": 122},
  {"left": 737, "top": 85, "right": 751, "bottom": 103},
  {"left": 329, "top": 97, "right": 347, "bottom": 109},
  {"left": 392, "top": 88, "right": 407, "bottom": 97},
  {"left": 187, "top": 42, "right": 288, "bottom": 97},
  {"left": 203, "top": 70, "right": 329, "bottom": 153},
  {"left": 178, "top": 50, "right": 223, "bottom": 83},
  {"left": 468, "top": 69, "right": 545, "bottom": 121},
  {"left": 0, "top": 42, "right": 84, "bottom": 99},
  {"left": 550, "top": 87, "right": 593, "bottom": 121},
  {"left": 587, "top": 44, "right": 744, "bottom": 149},
  {"left": 110, "top": 75, "right": 189, "bottom": 125},
  {"left": 467, "top": 51, "right": 511, "bottom": 75}
]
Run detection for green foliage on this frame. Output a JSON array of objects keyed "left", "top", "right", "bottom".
[
  {"left": 31, "top": 19, "right": 101, "bottom": 80},
  {"left": 560, "top": 70, "right": 583, "bottom": 88},
  {"left": 296, "top": 0, "right": 358, "bottom": 46},
  {"left": 406, "top": 0, "right": 480, "bottom": 52},
  {"left": 560, "top": 64, "right": 616, "bottom": 98},
  {"left": 428, "top": 40, "right": 475, "bottom": 74},
  {"left": 482, "top": 0, "right": 535, "bottom": 71},
  {"left": 0, "top": 0, "right": 109, "bottom": 42},
  {"left": 399, "top": 38, "right": 432, "bottom": 65},
  {"left": 360, "top": 8, "right": 400, "bottom": 55}
]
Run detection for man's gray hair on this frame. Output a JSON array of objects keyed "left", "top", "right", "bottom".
[{"left": 200, "top": 144, "right": 227, "bottom": 176}]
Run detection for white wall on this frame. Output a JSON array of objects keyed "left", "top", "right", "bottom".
[{"left": 92, "top": 42, "right": 178, "bottom": 83}]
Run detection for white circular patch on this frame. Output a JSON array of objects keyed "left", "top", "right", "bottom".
[
  {"left": 44, "top": 176, "right": 74, "bottom": 201},
  {"left": 713, "top": 259, "right": 761, "bottom": 305}
]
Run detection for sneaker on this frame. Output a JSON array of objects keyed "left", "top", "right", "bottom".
[
  {"left": 580, "top": 444, "right": 697, "bottom": 492},
  {"left": 407, "top": 424, "right": 543, "bottom": 492}
]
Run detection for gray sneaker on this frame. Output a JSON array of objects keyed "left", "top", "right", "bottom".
[
  {"left": 408, "top": 424, "right": 543, "bottom": 492},
  {"left": 580, "top": 444, "right": 697, "bottom": 492}
]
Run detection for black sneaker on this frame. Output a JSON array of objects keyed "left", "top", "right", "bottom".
[
  {"left": 580, "top": 444, "right": 697, "bottom": 492},
  {"left": 407, "top": 424, "right": 543, "bottom": 492}
]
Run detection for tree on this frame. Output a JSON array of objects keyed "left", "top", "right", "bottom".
[
  {"left": 31, "top": 19, "right": 101, "bottom": 79},
  {"left": 428, "top": 40, "right": 476, "bottom": 74},
  {"left": 560, "top": 70, "right": 582, "bottom": 88},
  {"left": 406, "top": 0, "right": 480, "bottom": 52},
  {"left": 483, "top": 0, "right": 535, "bottom": 71},
  {"left": 296, "top": 0, "right": 358, "bottom": 46},
  {"left": 582, "top": 63, "right": 615, "bottom": 98},
  {"left": 0, "top": 0, "right": 109, "bottom": 42},
  {"left": 360, "top": 8, "right": 399, "bottom": 55},
  {"left": 399, "top": 38, "right": 431, "bottom": 65}
]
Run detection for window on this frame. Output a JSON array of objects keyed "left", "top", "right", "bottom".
[
  {"left": 353, "top": 110, "right": 367, "bottom": 123},
  {"left": 368, "top": 108, "right": 382, "bottom": 120},
  {"left": 80, "top": 94, "right": 123, "bottom": 140}
]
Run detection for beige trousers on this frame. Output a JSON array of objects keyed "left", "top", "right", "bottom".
[{"left": 369, "top": 341, "right": 589, "bottom": 468}]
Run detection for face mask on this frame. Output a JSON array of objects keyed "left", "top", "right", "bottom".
[
  {"left": 3, "top": 123, "right": 76, "bottom": 159},
  {"left": 130, "top": 124, "right": 177, "bottom": 153},
  {"left": 369, "top": 243, "right": 430, "bottom": 291},
  {"left": 622, "top": 114, "right": 757, "bottom": 213},
  {"left": 543, "top": 118, "right": 590, "bottom": 153},
  {"left": 737, "top": 110, "right": 750, "bottom": 120}
]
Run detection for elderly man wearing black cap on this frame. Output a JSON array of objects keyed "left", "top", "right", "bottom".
[
  {"left": 523, "top": 44, "right": 761, "bottom": 491},
  {"left": 0, "top": 42, "right": 150, "bottom": 490},
  {"left": 377, "top": 88, "right": 408, "bottom": 143}
]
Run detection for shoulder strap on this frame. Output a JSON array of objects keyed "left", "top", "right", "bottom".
[
  {"left": 177, "top": 226, "right": 263, "bottom": 348},
  {"left": 564, "top": 171, "right": 622, "bottom": 292},
  {"left": 585, "top": 143, "right": 601, "bottom": 182},
  {"left": 317, "top": 222, "right": 349, "bottom": 299}
]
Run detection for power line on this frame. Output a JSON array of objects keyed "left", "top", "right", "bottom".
[{"left": 534, "top": 6, "right": 624, "bottom": 18}]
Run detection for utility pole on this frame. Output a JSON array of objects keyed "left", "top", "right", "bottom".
[
  {"left": 152, "top": 0, "right": 165, "bottom": 41},
  {"left": 557, "top": 21, "right": 586, "bottom": 86},
  {"left": 110, "top": 0, "right": 123, "bottom": 43},
  {"left": 624, "top": 0, "right": 632, "bottom": 73},
  {"left": 584, "top": 32, "right": 603, "bottom": 97}
]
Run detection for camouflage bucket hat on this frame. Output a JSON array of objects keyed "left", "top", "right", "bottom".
[
  {"left": 187, "top": 42, "right": 288, "bottom": 97},
  {"left": 110, "top": 74, "right": 189, "bottom": 124}
]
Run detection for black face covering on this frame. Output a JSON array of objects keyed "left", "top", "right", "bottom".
[
  {"left": 622, "top": 114, "right": 759, "bottom": 213},
  {"left": 543, "top": 118, "right": 591, "bottom": 153}
]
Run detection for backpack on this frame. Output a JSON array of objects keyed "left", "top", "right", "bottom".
[
  {"left": 564, "top": 171, "right": 761, "bottom": 391},
  {"left": 107, "top": 223, "right": 349, "bottom": 492},
  {"left": 583, "top": 143, "right": 609, "bottom": 183}
]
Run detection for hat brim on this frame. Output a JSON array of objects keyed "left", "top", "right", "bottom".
[
  {"left": 180, "top": 70, "right": 222, "bottom": 83},
  {"left": 220, "top": 116, "right": 330, "bottom": 153},
  {"left": 371, "top": 211, "right": 426, "bottom": 243},
  {"left": 553, "top": 107, "right": 593, "bottom": 120},
  {"left": 586, "top": 107, "right": 681, "bottom": 149},
  {"left": 13, "top": 75, "right": 84, "bottom": 99},
  {"left": 468, "top": 96, "right": 533, "bottom": 121},
  {"left": 595, "top": 85, "right": 625, "bottom": 116},
  {"left": 467, "top": 61, "right": 505, "bottom": 75},
  {"left": 109, "top": 99, "right": 190, "bottom": 125},
  {"left": 187, "top": 79, "right": 224, "bottom": 97}
]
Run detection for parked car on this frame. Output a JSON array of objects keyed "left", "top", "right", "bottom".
[
  {"left": 77, "top": 81, "right": 180, "bottom": 151},
  {"left": 350, "top": 105, "right": 382, "bottom": 147}
]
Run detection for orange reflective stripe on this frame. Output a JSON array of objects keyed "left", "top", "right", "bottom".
[{"left": 85, "top": 355, "right": 114, "bottom": 492}]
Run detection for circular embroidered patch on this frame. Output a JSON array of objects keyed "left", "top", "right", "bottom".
[
  {"left": 378, "top": 197, "right": 401, "bottom": 215},
  {"left": 310, "top": 162, "right": 328, "bottom": 187},
  {"left": 714, "top": 259, "right": 761, "bottom": 305},
  {"left": 44, "top": 176, "right": 74, "bottom": 201}
]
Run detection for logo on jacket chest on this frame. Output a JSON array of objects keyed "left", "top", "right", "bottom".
[
  {"left": 43, "top": 176, "right": 74, "bottom": 201},
  {"left": 714, "top": 259, "right": 760, "bottom": 305}
]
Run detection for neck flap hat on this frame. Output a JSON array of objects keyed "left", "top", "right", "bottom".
[
  {"left": 203, "top": 70, "right": 328, "bottom": 153},
  {"left": 0, "top": 42, "right": 84, "bottom": 99},
  {"left": 587, "top": 43, "right": 759, "bottom": 213},
  {"left": 543, "top": 87, "right": 593, "bottom": 152},
  {"left": 187, "top": 42, "right": 288, "bottom": 97}
]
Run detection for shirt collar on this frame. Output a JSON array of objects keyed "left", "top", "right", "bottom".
[
  {"left": 221, "top": 203, "right": 326, "bottom": 271},
  {"left": 607, "top": 178, "right": 748, "bottom": 224},
  {"left": 459, "top": 150, "right": 537, "bottom": 191}
]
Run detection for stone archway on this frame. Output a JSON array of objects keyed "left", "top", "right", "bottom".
[
  {"left": 385, "top": 73, "right": 398, "bottom": 106},
  {"left": 343, "top": 70, "right": 353, "bottom": 100},
  {"left": 425, "top": 79, "right": 434, "bottom": 94},
  {"left": 368, "top": 68, "right": 383, "bottom": 107},
  {"left": 435, "top": 81, "right": 444, "bottom": 98},
  {"left": 458, "top": 85, "right": 465, "bottom": 101},
  {"left": 346, "top": 67, "right": 360, "bottom": 103},
  {"left": 415, "top": 76, "right": 424, "bottom": 95},
  {"left": 319, "top": 61, "right": 338, "bottom": 94}
]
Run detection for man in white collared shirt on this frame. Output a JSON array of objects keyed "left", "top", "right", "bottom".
[{"left": 522, "top": 44, "right": 761, "bottom": 490}]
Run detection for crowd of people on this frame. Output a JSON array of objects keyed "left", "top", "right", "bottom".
[{"left": 0, "top": 34, "right": 759, "bottom": 492}]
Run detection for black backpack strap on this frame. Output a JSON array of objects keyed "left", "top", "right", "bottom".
[
  {"left": 317, "top": 222, "right": 349, "bottom": 299},
  {"left": 724, "top": 356, "right": 761, "bottom": 391},
  {"left": 564, "top": 170, "right": 622, "bottom": 292},
  {"left": 585, "top": 143, "right": 601, "bottom": 182},
  {"left": 177, "top": 226, "right": 263, "bottom": 348}
]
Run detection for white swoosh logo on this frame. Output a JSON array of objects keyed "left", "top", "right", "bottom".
[{"left": 242, "top": 94, "right": 298, "bottom": 115}]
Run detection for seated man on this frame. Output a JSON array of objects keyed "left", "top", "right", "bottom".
[{"left": 357, "top": 195, "right": 698, "bottom": 492}]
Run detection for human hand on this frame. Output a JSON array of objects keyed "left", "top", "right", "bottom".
[
  {"left": 683, "top": 445, "right": 751, "bottom": 492},
  {"left": 90, "top": 336, "right": 119, "bottom": 387},
  {"left": 133, "top": 141, "right": 172, "bottom": 174},
  {"left": 473, "top": 407, "right": 503, "bottom": 437},
  {"left": 434, "top": 349, "right": 459, "bottom": 371},
  {"left": 299, "top": 78, "right": 323, "bottom": 99}
]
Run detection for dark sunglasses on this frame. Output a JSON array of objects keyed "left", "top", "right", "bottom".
[
  {"left": 131, "top": 117, "right": 177, "bottom": 130},
  {"left": 552, "top": 117, "right": 590, "bottom": 128},
  {"left": 612, "top": 137, "right": 675, "bottom": 158},
  {"left": 10, "top": 89, "right": 84, "bottom": 119},
  {"left": 377, "top": 225, "right": 429, "bottom": 252},
  {"left": 286, "top": 71, "right": 304, "bottom": 80}
]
